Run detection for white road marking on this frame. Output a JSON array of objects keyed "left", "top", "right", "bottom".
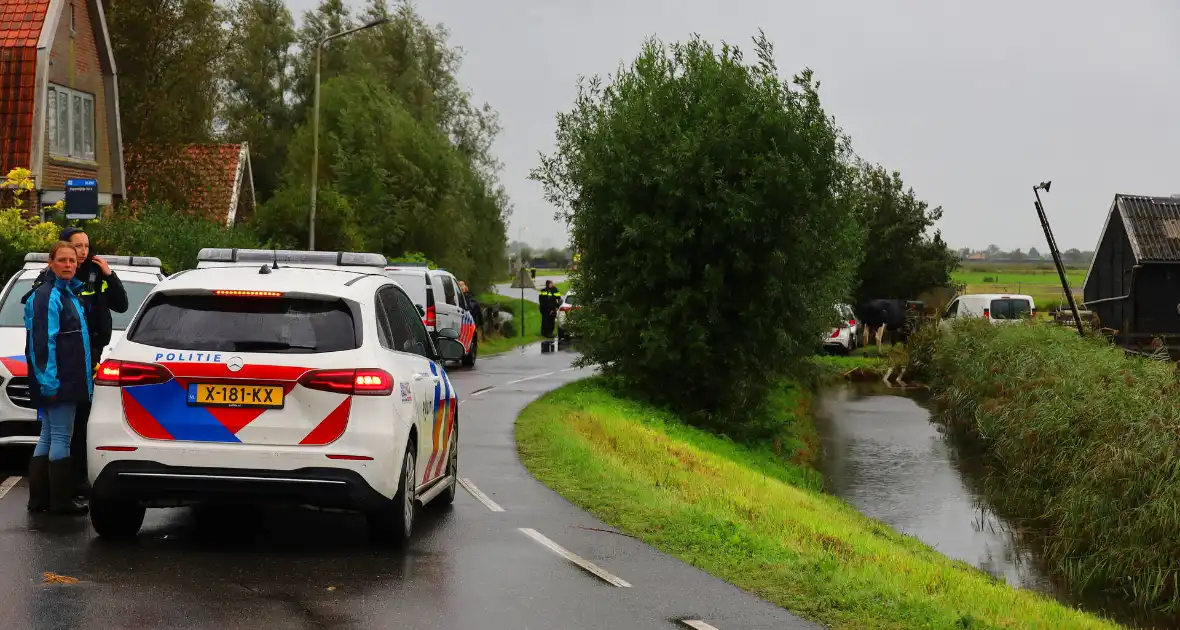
[
  {"left": 458, "top": 477, "right": 504, "bottom": 512},
  {"left": 0, "top": 476, "right": 21, "bottom": 501},
  {"left": 518, "top": 527, "right": 632, "bottom": 588},
  {"left": 561, "top": 367, "right": 579, "bottom": 372},
  {"left": 680, "top": 621, "right": 722, "bottom": 630},
  {"left": 504, "top": 371, "right": 556, "bottom": 386}
]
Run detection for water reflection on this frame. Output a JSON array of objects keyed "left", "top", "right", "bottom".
[
  {"left": 814, "top": 382, "right": 1177, "bottom": 628},
  {"left": 813, "top": 383, "right": 1052, "bottom": 591}
]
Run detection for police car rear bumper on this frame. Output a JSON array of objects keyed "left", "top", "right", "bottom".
[{"left": 92, "top": 460, "right": 390, "bottom": 511}]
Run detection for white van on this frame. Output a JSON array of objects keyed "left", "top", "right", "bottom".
[
  {"left": 940, "top": 293, "right": 1036, "bottom": 328},
  {"left": 383, "top": 265, "right": 477, "bottom": 367}
]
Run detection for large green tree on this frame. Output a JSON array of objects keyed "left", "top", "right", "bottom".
[
  {"left": 219, "top": 0, "right": 296, "bottom": 202},
  {"left": 107, "top": 0, "right": 224, "bottom": 144},
  {"left": 849, "top": 162, "right": 958, "bottom": 302},
  {"left": 531, "top": 33, "right": 863, "bottom": 432}
]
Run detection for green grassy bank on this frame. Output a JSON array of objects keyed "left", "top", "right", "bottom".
[
  {"left": 909, "top": 319, "right": 1180, "bottom": 616},
  {"left": 516, "top": 375, "right": 1117, "bottom": 629}
]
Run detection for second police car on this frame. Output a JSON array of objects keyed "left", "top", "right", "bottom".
[
  {"left": 0, "top": 253, "right": 164, "bottom": 449},
  {"left": 86, "top": 249, "right": 466, "bottom": 545},
  {"left": 382, "top": 264, "right": 478, "bottom": 367}
]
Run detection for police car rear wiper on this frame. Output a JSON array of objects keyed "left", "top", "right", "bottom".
[{"left": 230, "top": 341, "right": 318, "bottom": 352}]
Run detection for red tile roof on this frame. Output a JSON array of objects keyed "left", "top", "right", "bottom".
[
  {"left": 0, "top": 0, "right": 47, "bottom": 175},
  {"left": 0, "top": 0, "right": 48, "bottom": 48},
  {"left": 125, "top": 143, "right": 254, "bottom": 224}
]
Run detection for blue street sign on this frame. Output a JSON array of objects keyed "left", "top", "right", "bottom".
[{"left": 65, "top": 178, "right": 98, "bottom": 220}]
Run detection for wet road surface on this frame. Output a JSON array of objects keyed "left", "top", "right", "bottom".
[
  {"left": 814, "top": 383, "right": 1051, "bottom": 590},
  {"left": 0, "top": 344, "right": 816, "bottom": 629}
]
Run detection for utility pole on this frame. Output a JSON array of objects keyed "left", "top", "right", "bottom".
[{"left": 308, "top": 17, "right": 390, "bottom": 250}]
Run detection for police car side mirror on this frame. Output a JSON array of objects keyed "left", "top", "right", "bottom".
[
  {"left": 416, "top": 304, "right": 425, "bottom": 317},
  {"left": 437, "top": 327, "right": 459, "bottom": 340},
  {"left": 437, "top": 338, "right": 465, "bottom": 361}
]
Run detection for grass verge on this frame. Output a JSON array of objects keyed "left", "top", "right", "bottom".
[
  {"left": 516, "top": 378, "right": 1118, "bottom": 629},
  {"left": 912, "top": 318, "right": 1180, "bottom": 615},
  {"left": 476, "top": 292, "right": 546, "bottom": 355}
]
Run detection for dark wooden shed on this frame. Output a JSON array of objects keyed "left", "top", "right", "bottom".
[{"left": 1082, "top": 194, "right": 1180, "bottom": 354}]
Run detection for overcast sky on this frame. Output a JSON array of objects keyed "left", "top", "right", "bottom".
[{"left": 289, "top": 0, "right": 1180, "bottom": 252}]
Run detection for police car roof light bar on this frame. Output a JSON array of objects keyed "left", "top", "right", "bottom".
[
  {"left": 197, "top": 248, "right": 387, "bottom": 268},
  {"left": 24, "top": 252, "right": 163, "bottom": 268}
]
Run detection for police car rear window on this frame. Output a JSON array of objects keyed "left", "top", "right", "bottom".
[
  {"left": 112, "top": 282, "right": 155, "bottom": 330},
  {"left": 128, "top": 294, "right": 357, "bottom": 353},
  {"left": 0, "top": 280, "right": 34, "bottom": 326},
  {"left": 386, "top": 272, "right": 428, "bottom": 306}
]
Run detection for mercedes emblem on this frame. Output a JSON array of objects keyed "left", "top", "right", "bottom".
[{"left": 227, "top": 356, "right": 244, "bottom": 372}]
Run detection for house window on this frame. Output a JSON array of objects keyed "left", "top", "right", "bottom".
[{"left": 47, "top": 84, "right": 95, "bottom": 161}]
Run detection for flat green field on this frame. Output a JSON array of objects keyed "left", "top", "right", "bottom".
[{"left": 951, "top": 267, "right": 1087, "bottom": 310}]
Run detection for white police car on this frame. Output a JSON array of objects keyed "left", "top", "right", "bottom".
[
  {"left": 0, "top": 253, "right": 164, "bottom": 448},
  {"left": 383, "top": 264, "right": 478, "bottom": 367},
  {"left": 86, "top": 249, "right": 466, "bottom": 545}
]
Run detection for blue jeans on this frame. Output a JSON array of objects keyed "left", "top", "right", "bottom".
[{"left": 33, "top": 403, "right": 76, "bottom": 462}]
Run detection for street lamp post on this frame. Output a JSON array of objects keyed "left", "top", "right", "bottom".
[
  {"left": 309, "top": 17, "right": 390, "bottom": 251},
  {"left": 517, "top": 225, "right": 528, "bottom": 339}
]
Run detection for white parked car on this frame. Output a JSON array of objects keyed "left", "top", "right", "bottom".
[
  {"left": 86, "top": 248, "right": 466, "bottom": 544},
  {"left": 939, "top": 294, "right": 1036, "bottom": 331},
  {"left": 822, "top": 303, "right": 859, "bottom": 355},
  {"left": 556, "top": 290, "right": 577, "bottom": 341},
  {"left": 0, "top": 253, "right": 164, "bottom": 448},
  {"left": 384, "top": 264, "right": 478, "bottom": 367}
]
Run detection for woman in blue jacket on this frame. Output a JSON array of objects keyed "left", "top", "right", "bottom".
[{"left": 24, "top": 241, "right": 91, "bottom": 516}]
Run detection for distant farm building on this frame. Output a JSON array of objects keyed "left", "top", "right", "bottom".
[{"left": 1082, "top": 193, "right": 1180, "bottom": 355}]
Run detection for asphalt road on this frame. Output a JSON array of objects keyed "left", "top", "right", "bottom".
[{"left": 0, "top": 344, "right": 818, "bottom": 630}]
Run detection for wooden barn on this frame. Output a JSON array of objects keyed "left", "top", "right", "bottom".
[{"left": 1082, "top": 194, "right": 1180, "bottom": 354}]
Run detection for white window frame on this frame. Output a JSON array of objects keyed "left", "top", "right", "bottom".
[{"left": 46, "top": 84, "right": 96, "bottom": 162}]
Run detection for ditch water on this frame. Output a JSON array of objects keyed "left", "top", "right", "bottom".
[{"left": 812, "top": 382, "right": 1168, "bottom": 629}]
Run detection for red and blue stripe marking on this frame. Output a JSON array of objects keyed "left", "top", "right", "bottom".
[
  {"left": 459, "top": 310, "right": 477, "bottom": 352},
  {"left": 423, "top": 361, "right": 456, "bottom": 481},
  {"left": 1, "top": 355, "right": 27, "bottom": 377},
  {"left": 120, "top": 363, "right": 346, "bottom": 445}
]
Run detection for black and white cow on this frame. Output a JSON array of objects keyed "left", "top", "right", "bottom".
[{"left": 855, "top": 299, "right": 910, "bottom": 354}]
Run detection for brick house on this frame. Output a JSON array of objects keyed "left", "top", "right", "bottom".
[
  {"left": 0, "top": 0, "right": 125, "bottom": 213},
  {"left": 125, "top": 142, "right": 256, "bottom": 226}
]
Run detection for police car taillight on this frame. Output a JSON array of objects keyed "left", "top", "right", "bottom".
[
  {"left": 95, "top": 360, "right": 174, "bottom": 387},
  {"left": 298, "top": 368, "right": 393, "bottom": 396}
]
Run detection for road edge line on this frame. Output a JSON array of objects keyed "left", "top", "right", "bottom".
[
  {"left": 680, "top": 620, "right": 722, "bottom": 630},
  {"left": 0, "top": 476, "right": 22, "bottom": 501},
  {"left": 518, "top": 527, "right": 632, "bottom": 588},
  {"left": 504, "top": 371, "right": 556, "bottom": 386},
  {"left": 458, "top": 477, "right": 505, "bottom": 512}
]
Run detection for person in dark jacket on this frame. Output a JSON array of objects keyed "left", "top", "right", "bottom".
[
  {"left": 538, "top": 281, "right": 561, "bottom": 339},
  {"left": 24, "top": 241, "right": 91, "bottom": 516},
  {"left": 25, "top": 227, "right": 128, "bottom": 495},
  {"left": 458, "top": 281, "right": 483, "bottom": 340}
]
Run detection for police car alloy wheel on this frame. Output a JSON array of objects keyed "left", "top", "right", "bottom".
[{"left": 368, "top": 448, "right": 415, "bottom": 545}]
